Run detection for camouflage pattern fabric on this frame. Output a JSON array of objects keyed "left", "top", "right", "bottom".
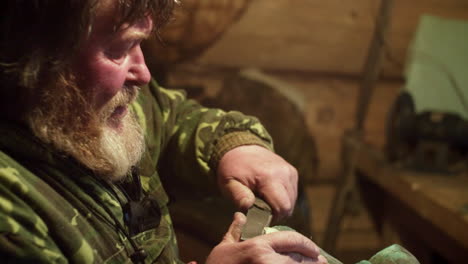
[{"left": 0, "top": 79, "right": 273, "bottom": 263}]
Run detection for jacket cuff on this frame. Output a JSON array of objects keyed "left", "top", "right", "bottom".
[{"left": 210, "top": 131, "right": 272, "bottom": 169}]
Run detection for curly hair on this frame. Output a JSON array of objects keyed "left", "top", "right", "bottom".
[{"left": 0, "top": 0, "right": 175, "bottom": 119}]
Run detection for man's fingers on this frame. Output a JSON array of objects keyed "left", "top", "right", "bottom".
[
  {"left": 317, "top": 255, "right": 329, "bottom": 264},
  {"left": 259, "top": 182, "right": 294, "bottom": 218},
  {"left": 222, "top": 179, "right": 255, "bottom": 210},
  {"left": 287, "top": 166, "right": 298, "bottom": 211},
  {"left": 265, "top": 231, "right": 321, "bottom": 259},
  {"left": 222, "top": 212, "right": 247, "bottom": 243},
  {"left": 286, "top": 252, "right": 304, "bottom": 262},
  {"left": 256, "top": 163, "right": 298, "bottom": 219},
  {"left": 284, "top": 253, "right": 329, "bottom": 264}
]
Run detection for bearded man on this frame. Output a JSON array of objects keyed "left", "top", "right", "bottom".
[{"left": 0, "top": 1, "right": 327, "bottom": 263}]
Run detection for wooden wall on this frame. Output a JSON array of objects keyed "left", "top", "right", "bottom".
[
  {"left": 193, "top": 0, "right": 468, "bottom": 78},
  {"left": 161, "top": 0, "right": 468, "bottom": 262}
]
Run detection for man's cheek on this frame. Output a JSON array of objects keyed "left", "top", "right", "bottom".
[
  {"left": 89, "top": 67, "right": 127, "bottom": 109},
  {"left": 93, "top": 83, "right": 122, "bottom": 110}
]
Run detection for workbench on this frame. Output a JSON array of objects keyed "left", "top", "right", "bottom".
[{"left": 346, "top": 135, "right": 468, "bottom": 263}]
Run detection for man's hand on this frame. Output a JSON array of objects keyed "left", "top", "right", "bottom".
[
  {"left": 217, "top": 145, "right": 298, "bottom": 219},
  {"left": 206, "top": 213, "right": 328, "bottom": 264}
]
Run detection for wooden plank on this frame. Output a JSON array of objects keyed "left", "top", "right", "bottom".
[
  {"left": 307, "top": 185, "right": 380, "bottom": 254},
  {"left": 336, "top": 230, "right": 381, "bottom": 252},
  {"left": 350, "top": 136, "right": 468, "bottom": 251},
  {"left": 194, "top": 0, "right": 468, "bottom": 77},
  {"left": 306, "top": 185, "right": 335, "bottom": 245},
  {"left": 197, "top": 0, "right": 375, "bottom": 75},
  {"left": 364, "top": 81, "right": 401, "bottom": 148}
]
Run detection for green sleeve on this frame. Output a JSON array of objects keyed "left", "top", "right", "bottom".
[{"left": 134, "top": 79, "right": 273, "bottom": 195}]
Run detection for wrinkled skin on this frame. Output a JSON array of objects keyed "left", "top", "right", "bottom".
[
  {"left": 217, "top": 145, "right": 298, "bottom": 219},
  {"left": 73, "top": 2, "right": 152, "bottom": 131},
  {"left": 205, "top": 213, "right": 328, "bottom": 264}
]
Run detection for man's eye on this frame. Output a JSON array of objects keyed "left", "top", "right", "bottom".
[
  {"left": 106, "top": 48, "right": 128, "bottom": 61},
  {"left": 106, "top": 42, "right": 134, "bottom": 62}
]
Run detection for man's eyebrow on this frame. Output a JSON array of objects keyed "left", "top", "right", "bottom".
[{"left": 121, "top": 31, "right": 151, "bottom": 41}]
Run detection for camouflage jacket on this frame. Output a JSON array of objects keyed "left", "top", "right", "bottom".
[{"left": 0, "top": 80, "right": 273, "bottom": 263}]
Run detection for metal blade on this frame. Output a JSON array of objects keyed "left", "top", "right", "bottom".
[{"left": 241, "top": 198, "right": 272, "bottom": 240}]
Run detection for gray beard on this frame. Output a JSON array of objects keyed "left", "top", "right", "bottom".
[
  {"left": 27, "top": 86, "right": 145, "bottom": 182},
  {"left": 98, "top": 111, "right": 145, "bottom": 181}
]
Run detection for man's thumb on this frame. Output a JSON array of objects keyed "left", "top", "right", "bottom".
[
  {"left": 222, "top": 179, "right": 255, "bottom": 210},
  {"left": 222, "top": 212, "right": 247, "bottom": 243}
]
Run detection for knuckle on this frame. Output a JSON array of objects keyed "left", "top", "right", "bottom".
[
  {"left": 288, "top": 165, "right": 298, "bottom": 180},
  {"left": 266, "top": 163, "right": 287, "bottom": 178},
  {"left": 283, "top": 200, "right": 292, "bottom": 213},
  {"left": 289, "top": 232, "right": 311, "bottom": 248},
  {"left": 248, "top": 237, "right": 266, "bottom": 249}
]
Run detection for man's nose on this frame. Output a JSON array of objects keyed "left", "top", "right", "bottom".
[{"left": 127, "top": 45, "right": 151, "bottom": 86}]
